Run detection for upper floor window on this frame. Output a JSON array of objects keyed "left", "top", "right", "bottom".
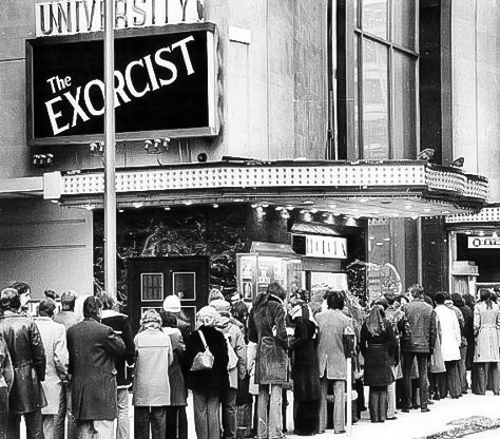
[{"left": 338, "top": 0, "right": 418, "bottom": 160}]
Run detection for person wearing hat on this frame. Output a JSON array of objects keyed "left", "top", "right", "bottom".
[
  {"left": 163, "top": 294, "right": 192, "bottom": 341},
  {"left": 211, "top": 299, "right": 247, "bottom": 439},
  {"left": 133, "top": 309, "right": 173, "bottom": 439},
  {"left": 53, "top": 289, "right": 81, "bottom": 439},
  {"left": 185, "top": 306, "right": 229, "bottom": 439}
]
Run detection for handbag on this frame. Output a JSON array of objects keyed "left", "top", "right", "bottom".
[{"left": 190, "top": 330, "right": 215, "bottom": 372}]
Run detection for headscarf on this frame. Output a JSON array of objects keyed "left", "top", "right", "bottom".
[
  {"left": 195, "top": 305, "right": 220, "bottom": 329},
  {"left": 290, "top": 301, "right": 317, "bottom": 326},
  {"left": 365, "top": 304, "right": 385, "bottom": 337}
]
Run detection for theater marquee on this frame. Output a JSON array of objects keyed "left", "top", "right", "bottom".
[{"left": 27, "top": 23, "right": 218, "bottom": 146}]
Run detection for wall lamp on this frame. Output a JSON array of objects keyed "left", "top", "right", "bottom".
[
  {"left": 33, "top": 153, "right": 54, "bottom": 168},
  {"left": 89, "top": 141, "right": 105, "bottom": 155},
  {"left": 144, "top": 137, "right": 170, "bottom": 154}
]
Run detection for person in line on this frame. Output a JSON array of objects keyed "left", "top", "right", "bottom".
[
  {"left": 100, "top": 292, "right": 135, "bottom": 439},
  {"left": 34, "top": 299, "right": 69, "bottom": 439},
  {"left": 289, "top": 289, "right": 321, "bottom": 435},
  {"left": 67, "top": 296, "right": 126, "bottom": 439},
  {"left": 160, "top": 311, "right": 188, "bottom": 439},
  {"left": 185, "top": 306, "right": 229, "bottom": 439},
  {"left": 316, "top": 289, "right": 354, "bottom": 435},
  {"left": 473, "top": 288, "right": 500, "bottom": 395},
  {"left": 384, "top": 294, "right": 406, "bottom": 417},
  {"left": 0, "top": 331, "right": 14, "bottom": 439},
  {"left": 453, "top": 292, "right": 473, "bottom": 393},
  {"left": 248, "top": 282, "right": 288, "bottom": 439},
  {"left": 133, "top": 309, "right": 173, "bottom": 439},
  {"left": 52, "top": 290, "right": 81, "bottom": 439},
  {"left": 401, "top": 284, "right": 436, "bottom": 413},
  {"left": 360, "top": 304, "right": 398, "bottom": 423},
  {"left": 433, "top": 293, "right": 462, "bottom": 399},
  {"left": 8, "top": 282, "right": 33, "bottom": 317},
  {"left": 0, "top": 287, "right": 46, "bottom": 439},
  {"left": 211, "top": 299, "right": 247, "bottom": 439}
]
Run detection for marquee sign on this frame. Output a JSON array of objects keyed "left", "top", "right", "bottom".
[
  {"left": 35, "top": 0, "right": 205, "bottom": 37},
  {"left": 468, "top": 236, "right": 500, "bottom": 249},
  {"left": 26, "top": 23, "right": 218, "bottom": 145}
]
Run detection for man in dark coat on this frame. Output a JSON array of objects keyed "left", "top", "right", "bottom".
[
  {"left": 100, "top": 292, "right": 135, "bottom": 439},
  {"left": 0, "top": 287, "right": 46, "bottom": 439},
  {"left": 401, "top": 284, "right": 436, "bottom": 413},
  {"left": 248, "top": 282, "right": 288, "bottom": 439},
  {"left": 67, "top": 296, "right": 126, "bottom": 439}
]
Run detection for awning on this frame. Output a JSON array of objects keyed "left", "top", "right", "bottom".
[
  {"left": 43, "top": 159, "right": 488, "bottom": 219},
  {"left": 0, "top": 177, "right": 44, "bottom": 199}
]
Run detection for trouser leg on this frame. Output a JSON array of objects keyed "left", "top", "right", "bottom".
[
  {"left": 150, "top": 406, "right": 167, "bottom": 439},
  {"left": 402, "top": 352, "right": 414, "bottom": 410},
  {"left": 332, "top": 380, "right": 345, "bottom": 434},
  {"left": 416, "top": 354, "right": 429, "bottom": 410},
  {"left": 24, "top": 410, "right": 45, "bottom": 439},
  {"left": 116, "top": 388, "right": 130, "bottom": 439},
  {"left": 378, "top": 387, "right": 388, "bottom": 422},
  {"left": 257, "top": 385, "right": 270, "bottom": 439},
  {"left": 193, "top": 391, "right": 209, "bottom": 439},
  {"left": 369, "top": 387, "right": 379, "bottom": 422},
  {"left": 387, "top": 373, "right": 396, "bottom": 418},
  {"left": 318, "top": 377, "right": 328, "bottom": 433},
  {"left": 222, "top": 388, "right": 238, "bottom": 439},
  {"left": 268, "top": 385, "right": 283, "bottom": 439},
  {"left": 134, "top": 407, "right": 151, "bottom": 439}
]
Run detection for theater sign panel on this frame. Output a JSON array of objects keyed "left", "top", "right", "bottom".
[{"left": 27, "top": 22, "right": 218, "bottom": 145}]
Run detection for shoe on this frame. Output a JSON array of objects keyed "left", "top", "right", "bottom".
[
  {"left": 334, "top": 430, "right": 346, "bottom": 434},
  {"left": 411, "top": 404, "right": 420, "bottom": 409},
  {"left": 421, "top": 408, "right": 431, "bottom": 413},
  {"left": 428, "top": 400, "right": 434, "bottom": 405},
  {"left": 402, "top": 408, "right": 410, "bottom": 413},
  {"left": 387, "top": 416, "right": 398, "bottom": 420}
]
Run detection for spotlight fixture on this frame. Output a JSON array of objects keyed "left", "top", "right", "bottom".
[
  {"left": 32, "top": 153, "right": 54, "bottom": 168},
  {"left": 90, "top": 141, "right": 105, "bottom": 154},
  {"left": 197, "top": 152, "right": 208, "bottom": 162},
  {"left": 144, "top": 138, "right": 170, "bottom": 154}
]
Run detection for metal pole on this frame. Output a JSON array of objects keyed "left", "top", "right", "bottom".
[
  {"left": 346, "top": 356, "right": 353, "bottom": 438},
  {"left": 104, "top": 0, "right": 117, "bottom": 300}
]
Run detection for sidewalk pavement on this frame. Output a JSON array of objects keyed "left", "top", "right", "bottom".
[{"left": 20, "top": 389, "right": 500, "bottom": 438}]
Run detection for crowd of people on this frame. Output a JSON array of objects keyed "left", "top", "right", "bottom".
[{"left": 0, "top": 280, "right": 499, "bottom": 439}]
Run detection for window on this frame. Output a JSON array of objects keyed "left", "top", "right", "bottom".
[
  {"left": 338, "top": 0, "right": 418, "bottom": 160},
  {"left": 140, "top": 273, "right": 164, "bottom": 301}
]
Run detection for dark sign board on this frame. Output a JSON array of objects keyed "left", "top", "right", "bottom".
[{"left": 27, "top": 23, "right": 218, "bottom": 145}]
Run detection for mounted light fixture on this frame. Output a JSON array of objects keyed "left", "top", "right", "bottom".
[
  {"left": 33, "top": 153, "right": 54, "bottom": 168},
  {"left": 144, "top": 138, "right": 170, "bottom": 154},
  {"left": 90, "top": 141, "right": 105, "bottom": 154}
]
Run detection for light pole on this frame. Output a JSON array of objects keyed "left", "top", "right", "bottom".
[{"left": 104, "top": 0, "right": 117, "bottom": 300}]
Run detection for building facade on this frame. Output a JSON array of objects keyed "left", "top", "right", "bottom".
[{"left": 0, "top": 0, "right": 496, "bottom": 325}]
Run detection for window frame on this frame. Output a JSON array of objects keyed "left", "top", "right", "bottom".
[{"left": 337, "top": 0, "right": 420, "bottom": 160}]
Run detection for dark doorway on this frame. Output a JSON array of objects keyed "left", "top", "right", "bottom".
[{"left": 127, "top": 256, "right": 210, "bottom": 334}]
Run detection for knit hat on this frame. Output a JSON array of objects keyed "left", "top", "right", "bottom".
[
  {"left": 210, "top": 299, "right": 231, "bottom": 316},
  {"left": 163, "top": 295, "right": 181, "bottom": 313},
  {"left": 196, "top": 306, "right": 220, "bottom": 328}
]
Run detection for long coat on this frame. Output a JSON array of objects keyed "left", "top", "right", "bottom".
[
  {"left": 248, "top": 293, "right": 288, "bottom": 385},
  {"left": 290, "top": 317, "right": 321, "bottom": 402},
  {"left": 360, "top": 319, "right": 398, "bottom": 386},
  {"left": 217, "top": 316, "right": 247, "bottom": 389},
  {"left": 473, "top": 302, "right": 500, "bottom": 363},
  {"left": 163, "top": 326, "right": 187, "bottom": 406},
  {"left": 316, "top": 309, "right": 353, "bottom": 380},
  {"left": 34, "top": 317, "right": 69, "bottom": 415},
  {"left": 435, "top": 305, "right": 461, "bottom": 362},
  {"left": 0, "top": 311, "right": 46, "bottom": 414},
  {"left": 185, "top": 325, "right": 229, "bottom": 394},
  {"left": 133, "top": 327, "right": 173, "bottom": 406},
  {"left": 67, "top": 318, "right": 126, "bottom": 420}
]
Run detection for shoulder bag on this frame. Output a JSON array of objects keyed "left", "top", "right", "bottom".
[{"left": 190, "top": 330, "right": 215, "bottom": 372}]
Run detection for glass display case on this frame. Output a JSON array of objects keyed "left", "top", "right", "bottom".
[{"left": 237, "top": 242, "right": 303, "bottom": 302}]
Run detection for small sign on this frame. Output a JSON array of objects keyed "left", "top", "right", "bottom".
[
  {"left": 468, "top": 236, "right": 500, "bottom": 249},
  {"left": 305, "top": 235, "right": 348, "bottom": 259}
]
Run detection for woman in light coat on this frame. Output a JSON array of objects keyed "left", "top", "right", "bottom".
[
  {"left": 133, "top": 309, "right": 173, "bottom": 439},
  {"left": 473, "top": 288, "right": 500, "bottom": 395}
]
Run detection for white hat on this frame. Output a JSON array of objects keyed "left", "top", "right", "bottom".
[{"left": 163, "top": 295, "right": 181, "bottom": 313}]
